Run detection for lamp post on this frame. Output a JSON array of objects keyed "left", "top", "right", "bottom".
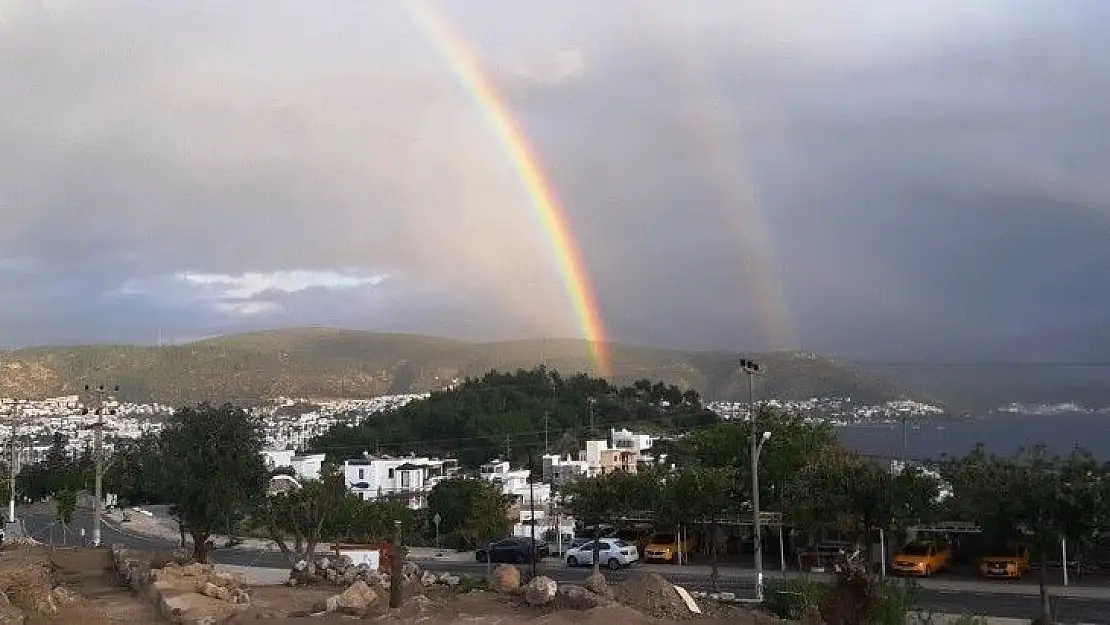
[
  {"left": 740, "top": 358, "right": 766, "bottom": 601},
  {"left": 83, "top": 384, "right": 119, "bottom": 548}
]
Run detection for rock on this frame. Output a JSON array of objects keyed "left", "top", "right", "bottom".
[
  {"left": 315, "top": 557, "right": 331, "bottom": 572},
  {"left": 0, "top": 605, "right": 24, "bottom": 625},
  {"left": 50, "top": 586, "right": 79, "bottom": 607},
  {"left": 584, "top": 572, "right": 614, "bottom": 599},
  {"left": 402, "top": 561, "right": 420, "bottom": 579},
  {"left": 558, "top": 584, "right": 605, "bottom": 610},
  {"left": 440, "top": 574, "right": 461, "bottom": 587},
  {"left": 524, "top": 575, "right": 557, "bottom": 606},
  {"left": 293, "top": 560, "right": 309, "bottom": 572},
  {"left": 491, "top": 564, "right": 521, "bottom": 593},
  {"left": 420, "top": 571, "right": 438, "bottom": 586},
  {"left": 180, "top": 563, "right": 212, "bottom": 577},
  {"left": 200, "top": 582, "right": 231, "bottom": 601},
  {"left": 334, "top": 580, "right": 378, "bottom": 616}
]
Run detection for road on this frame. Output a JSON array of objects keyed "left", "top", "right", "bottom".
[{"left": 17, "top": 506, "right": 1110, "bottom": 622}]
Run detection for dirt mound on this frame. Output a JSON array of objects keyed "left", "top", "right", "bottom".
[{"left": 613, "top": 573, "right": 692, "bottom": 621}]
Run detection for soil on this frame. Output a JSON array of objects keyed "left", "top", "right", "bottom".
[{"left": 0, "top": 546, "right": 162, "bottom": 624}]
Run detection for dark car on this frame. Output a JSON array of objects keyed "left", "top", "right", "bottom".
[{"left": 476, "top": 537, "right": 547, "bottom": 564}]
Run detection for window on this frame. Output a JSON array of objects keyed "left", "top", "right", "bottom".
[
  {"left": 388, "top": 468, "right": 395, "bottom": 479},
  {"left": 598, "top": 542, "right": 612, "bottom": 551},
  {"left": 358, "top": 468, "right": 364, "bottom": 480},
  {"left": 401, "top": 470, "right": 412, "bottom": 488}
]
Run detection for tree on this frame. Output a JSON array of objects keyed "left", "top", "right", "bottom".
[
  {"left": 785, "top": 454, "right": 939, "bottom": 555},
  {"left": 941, "top": 447, "right": 1104, "bottom": 624},
  {"left": 679, "top": 408, "right": 838, "bottom": 512},
  {"left": 160, "top": 404, "right": 268, "bottom": 562},
  {"left": 659, "top": 466, "right": 740, "bottom": 590},
  {"left": 261, "top": 472, "right": 350, "bottom": 566},
  {"left": 427, "top": 478, "right": 511, "bottom": 550},
  {"left": 55, "top": 489, "right": 77, "bottom": 526},
  {"left": 562, "top": 470, "right": 659, "bottom": 574},
  {"left": 105, "top": 434, "right": 167, "bottom": 506}
]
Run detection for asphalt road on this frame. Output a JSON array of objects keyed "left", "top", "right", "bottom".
[{"left": 16, "top": 506, "right": 1110, "bottom": 622}]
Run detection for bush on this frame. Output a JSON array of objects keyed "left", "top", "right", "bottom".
[
  {"left": 872, "top": 577, "right": 920, "bottom": 625},
  {"left": 455, "top": 575, "right": 489, "bottom": 593},
  {"left": 763, "top": 578, "right": 830, "bottom": 619}
]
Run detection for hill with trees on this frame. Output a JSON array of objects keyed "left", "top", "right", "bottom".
[
  {"left": 309, "top": 367, "right": 719, "bottom": 468},
  {"left": 0, "top": 327, "right": 926, "bottom": 406}
]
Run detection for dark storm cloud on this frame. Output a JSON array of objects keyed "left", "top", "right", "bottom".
[{"left": 2, "top": 0, "right": 1109, "bottom": 362}]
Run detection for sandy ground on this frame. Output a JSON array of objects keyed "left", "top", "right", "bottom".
[{"left": 0, "top": 546, "right": 163, "bottom": 624}]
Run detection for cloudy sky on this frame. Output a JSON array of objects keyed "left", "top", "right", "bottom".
[{"left": 2, "top": 0, "right": 1108, "bottom": 362}]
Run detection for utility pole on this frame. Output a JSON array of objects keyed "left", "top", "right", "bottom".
[
  {"left": 504, "top": 435, "right": 511, "bottom": 462},
  {"left": 7, "top": 401, "right": 25, "bottom": 524},
  {"left": 84, "top": 384, "right": 118, "bottom": 548},
  {"left": 741, "top": 359, "right": 765, "bottom": 602},
  {"left": 389, "top": 520, "right": 403, "bottom": 608}
]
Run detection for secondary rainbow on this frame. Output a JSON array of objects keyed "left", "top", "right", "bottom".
[{"left": 404, "top": 0, "right": 612, "bottom": 377}]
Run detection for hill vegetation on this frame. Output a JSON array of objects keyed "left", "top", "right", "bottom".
[
  {"left": 0, "top": 327, "right": 925, "bottom": 405},
  {"left": 310, "top": 367, "right": 719, "bottom": 467}
]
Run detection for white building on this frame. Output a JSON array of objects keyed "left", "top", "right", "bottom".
[
  {"left": 480, "top": 460, "right": 551, "bottom": 507},
  {"left": 610, "top": 428, "right": 652, "bottom": 455},
  {"left": 262, "top": 450, "right": 327, "bottom": 482},
  {"left": 541, "top": 454, "right": 589, "bottom": 486},
  {"left": 343, "top": 456, "right": 459, "bottom": 509}
]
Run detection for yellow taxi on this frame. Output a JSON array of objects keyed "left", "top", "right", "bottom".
[
  {"left": 891, "top": 540, "right": 952, "bottom": 577},
  {"left": 643, "top": 531, "right": 695, "bottom": 563},
  {"left": 979, "top": 544, "right": 1030, "bottom": 580}
]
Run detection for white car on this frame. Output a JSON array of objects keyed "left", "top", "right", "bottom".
[{"left": 565, "top": 539, "right": 639, "bottom": 570}]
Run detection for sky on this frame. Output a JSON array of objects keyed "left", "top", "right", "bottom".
[{"left": 2, "top": 0, "right": 1109, "bottom": 363}]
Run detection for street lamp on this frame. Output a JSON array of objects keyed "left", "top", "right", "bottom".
[{"left": 740, "top": 358, "right": 766, "bottom": 601}]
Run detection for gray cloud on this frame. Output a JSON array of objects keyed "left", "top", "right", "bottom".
[{"left": 2, "top": 0, "right": 1109, "bottom": 363}]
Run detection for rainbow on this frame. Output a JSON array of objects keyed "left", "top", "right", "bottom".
[
  {"left": 404, "top": 0, "right": 612, "bottom": 377},
  {"left": 633, "top": 8, "right": 796, "bottom": 349}
]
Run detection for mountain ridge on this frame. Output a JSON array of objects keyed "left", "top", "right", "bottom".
[{"left": 0, "top": 327, "right": 934, "bottom": 406}]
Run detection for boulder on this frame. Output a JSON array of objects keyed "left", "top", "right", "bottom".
[
  {"left": 314, "top": 557, "right": 331, "bottom": 572},
  {"left": 491, "top": 564, "right": 521, "bottom": 593},
  {"left": 420, "top": 571, "right": 438, "bottom": 586},
  {"left": 200, "top": 582, "right": 231, "bottom": 601},
  {"left": 334, "top": 581, "right": 378, "bottom": 616},
  {"left": 584, "top": 572, "right": 614, "bottom": 599},
  {"left": 440, "top": 574, "right": 461, "bottom": 587},
  {"left": 524, "top": 576, "right": 557, "bottom": 606},
  {"left": 558, "top": 584, "right": 606, "bottom": 610}
]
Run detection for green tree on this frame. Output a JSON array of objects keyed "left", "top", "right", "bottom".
[
  {"left": 427, "top": 477, "right": 511, "bottom": 550},
  {"left": 660, "top": 466, "right": 740, "bottom": 590},
  {"left": 941, "top": 447, "right": 1104, "bottom": 623},
  {"left": 160, "top": 404, "right": 268, "bottom": 562},
  {"left": 261, "top": 471, "right": 350, "bottom": 566},
  {"left": 105, "top": 433, "right": 167, "bottom": 506},
  {"left": 679, "top": 408, "right": 838, "bottom": 511},
  {"left": 562, "top": 470, "right": 660, "bottom": 574},
  {"left": 55, "top": 489, "right": 77, "bottom": 526}
]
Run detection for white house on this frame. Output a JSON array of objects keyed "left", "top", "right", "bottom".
[
  {"left": 343, "top": 456, "right": 459, "bottom": 509},
  {"left": 611, "top": 428, "right": 652, "bottom": 454},
  {"left": 541, "top": 454, "right": 589, "bottom": 486},
  {"left": 291, "top": 453, "right": 326, "bottom": 481},
  {"left": 480, "top": 460, "right": 551, "bottom": 507},
  {"left": 262, "top": 449, "right": 327, "bottom": 482}
]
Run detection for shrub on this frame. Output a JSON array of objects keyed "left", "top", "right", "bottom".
[
  {"left": 763, "top": 578, "right": 830, "bottom": 619},
  {"left": 872, "top": 577, "right": 921, "bottom": 625}
]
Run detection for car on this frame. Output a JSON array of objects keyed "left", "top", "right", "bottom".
[
  {"left": 475, "top": 537, "right": 545, "bottom": 564},
  {"left": 979, "top": 544, "right": 1030, "bottom": 580},
  {"left": 891, "top": 540, "right": 952, "bottom": 577},
  {"left": 565, "top": 539, "right": 639, "bottom": 570},
  {"left": 643, "top": 532, "right": 696, "bottom": 563}
]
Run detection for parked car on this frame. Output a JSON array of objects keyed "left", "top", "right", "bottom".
[
  {"left": 475, "top": 537, "right": 547, "bottom": 564},
  {"left": 565, "top": 539, "right": 639, "bottom": 570},
  {"left": 892, "top": 540, "right": 952, "bottom": 577},
  {"left": 643, "top": 532, "right": 696, "bottom": 563},
  {"left": 979, "top": 544, "right": 1030, "bottom": 580}
]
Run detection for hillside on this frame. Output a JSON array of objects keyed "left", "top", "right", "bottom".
[{"left": 0, "top": 327, "right": 928, "bottom": 406}]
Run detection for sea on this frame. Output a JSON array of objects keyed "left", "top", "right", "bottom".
[{"left": 835, "top": 412, "right": 1110, "bottom": 462}]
